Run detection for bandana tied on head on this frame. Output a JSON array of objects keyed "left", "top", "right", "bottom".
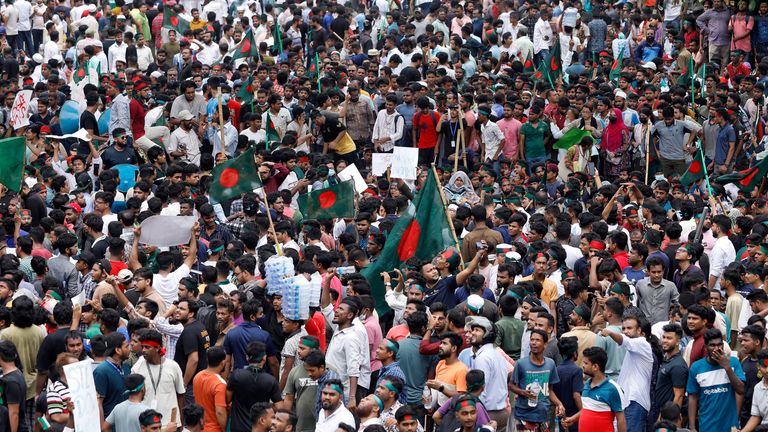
[
  {"left": 382, "top": 380, "right": 399, "bottom": 394},
  {"left": 372, "top": 395, "right": 384, "bottom": 411},
  {"left": 385, "top": 339, "right": 399, "bottom": 354},
  {"left": 326, "top": 383, "right": 344, "bottom": 395},
  {"left": 124, "top": 382, "right": 145, "bottom": 396},
  {"left": 455, "top": 398, "right": 476, "bottom": 411},
  {"left": 300, "top": 336, "right": 320, "bottom": 349},
  {"left": 589, "top": 240, "right": 606, "bottom": 251},
  {"left": 574, "top": 304, "right": 591, "bottom": 323}
]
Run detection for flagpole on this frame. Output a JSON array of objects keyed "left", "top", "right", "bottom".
[
  {"left": 644, "top": 120, "right": 651, "bottom": 184},
  {"left": 257, "top": 170, "right": 283, "bottom": 256},
  {"left": 699, "top": 139, "right": 714, "bottom": 196},
  {"left": 217, "top": 88, "right": 227, "bottom": 159},
  {"left": 431, "top": 164, "right": 464, "bottom": 269},
  {"left": 315, "top": 53, "right": 321, "bottom": 93},
  {"left": 690, "top": 57, "right": 696, "bottom": 106}
]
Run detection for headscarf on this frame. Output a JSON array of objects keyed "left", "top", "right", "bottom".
[
  {"left": 444, "top": 171, "right": 480, "bottom": 205},
  {"left": 602, "top": 108, "right": 628, "bottom": 153}
]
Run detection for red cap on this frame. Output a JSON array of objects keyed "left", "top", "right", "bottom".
[
  {"left": 40, "top": 125, "right": 51, "bottom": 134},
  {"left": 134, "top": 81, "right": 148, "bottom": 91},
  {"left": 65, "top": 202, "right": 83, "bottom": 214}
]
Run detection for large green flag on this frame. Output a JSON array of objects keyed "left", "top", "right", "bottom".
[
  {"left": 266, "top": 113, "right": 280, "bottom": 147},
  {"left": 230, "top": 28, "right": 259, "bottom": 62},
  {"left": 546, "top": 36, "right": 562, "bottom": 84},
  {"left": 361, "top": 169, "right": 457, "bottom": 315},
  {"left": 713, "top": 156, "right": 768, "bottom": 193},
  {"left": 553, "top": 128, "right": 594, "bottom": 150},
  {"left": 680, "top": 146, "right": 707, "bottom": 186},
  {"left": 238, "top": 75, "right": 255, "bottom": 106},
  {"left": 162, "top": 8, "right": 190, "bottom": 35},
  {"left": 297, "top": 181, "right": 355, "bottom": 219},
  {"left": 0, "top": 137, "right": 26, "bottom": 192},
  {"left": 210, "top": 146, "right": 262, "bottom": 202},
  {"left": 609, "top": 46, "right": 624, "bottom": 84}
]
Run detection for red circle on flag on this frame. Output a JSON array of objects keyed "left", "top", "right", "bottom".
[
  {"left": 241, "top": 39, "right": 251, "bottom": 54},
  {"left": 524, "top": 59, "right": 532, "bottom": 68},
  {"left": 170, "top": 16, "right": 179, "bottom": 26},
  {"left": 689, "top": 160, "right": 702, "bottom": 174},
  {"left": 534, "top": 71, "right": 542, "bottom": 80},
  {"left": 318, "top": 191, "right": 337, "bottom": 209},
  {"left": 397, "top": 220, "right": 421, "bottom": 261},
  {"left": 550, "top": 57, "right": 559, "bottom": 71},
  {"left": 246, "top": 85, "right": 253, "bottom": 93},
  {"left": 77, "top": 69, "right": 85, "bottom": 77},
  {"left": 219, "top": 168, "right": 239, "bottom": 188}
]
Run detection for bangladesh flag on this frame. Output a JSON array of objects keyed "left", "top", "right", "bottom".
[
  {"left": 546, "top": 36, "right": 562, "bottom": 83},
  {"left": 533, "top": 59, "right": 548, "bottom": 85},
  {"left": 0, "top": 137, "right": 26, "bottom": 192},
  {"left": 553, "top": 128, "right": 595, "bottom": 150},
  {"left": 610, "top": 46, "right": 624, "bottom": 84},
  {"left": 210, "top": 146, "right": 262, "bottom": 203},
  {"left": 713, "top": 156, "right": 768, "bottom": 193},
  {"left": 680, "top": 145, "right": 707, "bottom": 186},
  {"left": 522, "top": 52, "right": 534, "bottom": 74},
  {"left": 73, "top": 59, "right": 87, "bottom": 84},
  {"left": 163, "top": 9, "right": 190, "bottom": 35},
  {"left": 230, "top": 28, "right": 258, "bottom": 62},
  {"left": 297, "top": 180, "right": 355, "bottom": 219},
  {"left": 266, "top": 113, "right": 280, "bottom": 146},
  {"left": 238, "top": 75, "right": 255, "bottom": 105},
  {"left": 361, "top": 169, "right": 457, "bottom": 315}
]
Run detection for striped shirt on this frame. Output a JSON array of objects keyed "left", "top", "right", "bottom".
[
  {"left": 579, "top": 377, "right": 626, "bottom": 432},
  {"left": 46, "top": 380, "right": 71, "bottom": 416}
]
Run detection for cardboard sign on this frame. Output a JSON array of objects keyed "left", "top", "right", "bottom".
[
  {"left": 372, "top": 153, "right": 393, "bottom": 176},
  {"left": 63, "top": 360, "right": 100, "bottom": 432},
  {"left": 139, "top": 215, "right": 197, "bottom": 247},
  {"left": 391, "top": 147, "right": 419, "bottom": 180},
  {"left": 337, "top": 163, "right": 367, "bottom": 193}
]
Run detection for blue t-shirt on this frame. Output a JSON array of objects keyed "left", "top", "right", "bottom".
[
  {"left": 714, "top": 123, "right": 737, "bottom": 165},
  {"left": 686, "top": 356, "right": 746, "bottom": 432},
  {"left": 93, "top": 360, "right": 131, "bottom": 417},
  {"left": 511, "top": 356, "right": 560, "bottom": 423},
  {"left": 622, "top": 267, "right": 646, "bottom": 286},
  {"left": 223, "top": 322, "right": 277, "bottom": 370}
]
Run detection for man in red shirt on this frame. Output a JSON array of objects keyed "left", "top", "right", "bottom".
[
  {"left": 412, "top": 97, "right": 441, "bottom": 166},
  {"left": 726, "top": 50, "right": 751, "bottom": 87},
  {"left": 607, "top": 231, "right": 630, "bottom": 271}
]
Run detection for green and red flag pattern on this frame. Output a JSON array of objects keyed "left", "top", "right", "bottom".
[
  {"left": 713, "top": 155, "right": 768, "bottom": 193},
  {"left": 609, "top": 46, "right": 624, "bottom": 84},
  {"left": 297, "top": 180, "right": 355, "bottom": 220},
  {"left": 162, "top": 9, "right": 190, "bottom": 35},
  {"left": 266, "top": 113, "right": 280, "bottom": 147},
  {"left": 361, "top": 169, "right": 457, "bottom": 315},
  {"left": 522, "top": 52, "right": 535, "bottom": 74},
  {"left": 679, "top": 145, "right": 706, "bottom": 186},
  {"left": 209, "top": 146, "right": 262, "bottom": 203},
  {"left": 238, "top": 75, "right": 255, "bottom": 105},
  {"left": 230, "top": 28, "right": 259, "bottom": 62},
  {"left": 0, "top": 137, "right": 26, "bottom": 192}
]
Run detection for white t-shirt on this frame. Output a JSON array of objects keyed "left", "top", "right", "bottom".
[
  {"left": 15, "top": 0, "right": 31, "bottom": 32},
  {"left": 153, "top": 263, "right": 191, "bottom": 307},
  {"left": 2, "top": 5, "right": 19, "bottom": 35},
  {"left": 131, "top": 357, "right": 185, "bottom": 426}
]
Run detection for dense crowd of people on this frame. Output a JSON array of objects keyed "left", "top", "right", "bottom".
[{"left": 2, "top": 0, "right": 768, "bottom": 431}]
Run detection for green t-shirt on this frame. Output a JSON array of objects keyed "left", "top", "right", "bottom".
[
  {"left": 86, "top": 323, "right": 103, "bottom": 339},
  {"left": 284, "top": 364, "right": 318, "bottom": 432},
  {"left": 521, "top": 120, "right": 549, "bottom": 159}
]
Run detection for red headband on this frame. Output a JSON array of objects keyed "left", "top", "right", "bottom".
[
  {"left": 590, "top": 240, "right": 606, "bottom": 250},
  {"left": 142, "top": 340, "right": 162, "bottom": 347}
]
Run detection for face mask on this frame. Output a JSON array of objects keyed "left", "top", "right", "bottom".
[
  {"left": 655, "top": 174, "right": 665, "bottom": 181},
  {"left": 609, "top": 116, "right": 618, "bottom": 123},
  {"left": 328, "top": 169, "right": 336, "bottom": 176}
]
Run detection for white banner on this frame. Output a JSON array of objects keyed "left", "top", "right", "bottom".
[
  {"left": 10, "top": 90, "right": 32, "bottom": 130},
  {"left": 63, "top": 360, "right": 100, "bottom": 432},
  {"left": 372, "top": 153, "right": 393, "bottom": 176},
  {"left": 391, "top": 147, "right": 419, "bottom": 180},
  {"left": 139, "top": 215, "right": 197, "bottom": 247}
]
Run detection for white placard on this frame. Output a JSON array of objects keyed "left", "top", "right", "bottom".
[
  {"left": 372, "top": 153, "right": 393, "bottom": 176},
  {"left": 337, "top": 163, "right": 367, "bottom": 193},
  {"left": 46, "top": 128, "right": 91, "bottom": 141},
  {"left": 10, "top": 90, "right": 32, "bottom": 130},
  {"left": 139, "top": 215, "right": 197, "bottom": 247},
  {"left": 391, "top": 147, "right": 419, "bottom": 180},
  {"left": 63, "top": 360, "right": 100, "bottom": 432}
]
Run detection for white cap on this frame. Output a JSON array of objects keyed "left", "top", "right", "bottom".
[
  {"left": 641, "top": 61, "right": 657, "bottom": 71},
  {"left": 467, "top": 294, "right": 485, "bottom": 313},
  {"left": 116, "top": 14, "right": 126, "bottom": 20},
  {"left": 176, "top": 109, "right": 194, "bottom": 121},
  {"left": 32, "top": 53, "right": 43, "bottom": 64},
  {"left": 117, "top": 269, "right": 134, "bottom": 283},
  {"left": 614, "top": 90, "right": 627, "bottom": 99}
]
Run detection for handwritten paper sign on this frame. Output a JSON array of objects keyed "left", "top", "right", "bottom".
[
  {"left": 391, "top": 147, "right": 419, "bottom": 180},
  {"left": 10, "top": 90, "right": 32, "bottom": 130},
  {"left": 64, "top": 360, "right": 100, "bottom": 432},
  {"left": 372, "top": 153, "right": 393, "bottom": 176},
  {"left": 337, "top": 163, "right": 367, "bottom": 193}
]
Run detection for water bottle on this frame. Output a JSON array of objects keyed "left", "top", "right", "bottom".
[{"left": 527, "top": 382, "right": 541, "bottom": 407}]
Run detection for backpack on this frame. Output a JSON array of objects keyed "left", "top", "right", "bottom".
[
  {"left": 415, "top": 111, "right": 437, "bottom": 144},
  {"left": 197, "top": 304, "right": 220, "bottom": 344}
]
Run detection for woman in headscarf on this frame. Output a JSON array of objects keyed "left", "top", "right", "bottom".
[
  {"left": 601, "top": 107, "right": 630, "bottom": 178},
  {"left": 443, "top": 171, "right": 480, "bottom": 206}
]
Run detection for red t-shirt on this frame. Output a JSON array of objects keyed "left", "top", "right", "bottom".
[{"left": 413, "top": 111, "right": 441, "bottom": 149}]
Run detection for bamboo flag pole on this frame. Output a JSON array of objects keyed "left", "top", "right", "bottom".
[
  {"left": 431, "top": 164, "right": 464, "bottom": 269},
  {"left": 217, "top": 88, "right": 227, "bottom": 159},
  {"left": 644, "top": 120, "right": 651, "bottom": 184},
  {"left": 459, "top": 112, "right": 467, "bottom": 169},
  {"left": 257, "top": 169, "right": 283, "bottom": 256}
]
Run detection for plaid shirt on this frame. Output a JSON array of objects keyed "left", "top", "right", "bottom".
[{"left": 315, "top": 369, "right": 341, "bottom": 416}]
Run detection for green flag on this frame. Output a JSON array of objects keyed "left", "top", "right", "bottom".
[
  {"left": 162, "top": 8, "right": 190, "bottom": 35},
  {"left": 73, "top": 59, "right": 88, "bottom": 84},
  {"left": 546, "top": 36, "right": 562, "bottom": 84},
  {"left": 610, "top": 46, "right": 624, "bottom": 84},
  {"left": 230, "top": 28, "right": 259, "bottom": 62},
  {"left": 522, "top": 51, "right": 535, "bottom": 74},
  {"left": 679, "top": 145, "right": 707, "bottom": 186},
  {"left": 0, "top": 137, "right": 26, "bottom": 192},
  {"left": 553, "top": 128, "right": 595, "bottom": 150},
  {"left": 238, "top": 75, "right": 255, "bottom": 105},
  {"left": 210, "top": 146, "right": 262, "bottom": 202},
  {"left": 297, "top": 181, "right": 355, "bottom": 219},
  {"left": 713, "top": 156, "right": 768, "bottom": 193},
  {"left": 361, "top": 169, "right": 457, "bottom": 315},
  {"left": 266, "top": 113, "right": 280, "bottom": 147}
]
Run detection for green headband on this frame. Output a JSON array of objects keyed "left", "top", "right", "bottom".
[
  {"left": 385, "top": 339, "right": 399, "bottom": 354},
  {"left": 373, "top": 395, "right": 384, "bottom": 411},
  {"left": 140, "top": 412, "right": 162, "bottom": 426},
  {"left": 408, "top": 282, "right": 426, "bottom": 292},
  {"left": 466, "top": 379, "right": 485, "bottom": 392},
  {"left": 478, "top": 109, "right": 491, "bottom": 116},
  {"left": 300, "top": 337, "right": 320, "bottom": 349},
  {"left": 760, "top": 245, "right": 768, "bottom": 256},
  {"left": 47, "top": 290, "right": 62, "bottom": 301},
  {"left": 610, "top": 282, "right": 633, "bottom": 299},
  {"left": 382, "top": 380, "right": 399, "bottom": 394},
  {"left": 209, "top": 244, "right": 225, "bottom": 254},
  {"left": 326, "top": 383, "right": 344, "bottom": 395},
  {"left": 455, "top": 398, "right": 476, "bottom": 411},
  {"left": 507, "top": 290, "right": 524, "bottom": 301},
  {"left": 123, "top": 382, "right": 145, "bottom": 395}
]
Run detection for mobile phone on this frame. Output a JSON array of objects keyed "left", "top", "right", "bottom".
[
  {"left": 476, "top": 241, "right": 487, "bottom": 249},
  {"left": 387, "top": 270, "right": 399, "bottom": 279}
]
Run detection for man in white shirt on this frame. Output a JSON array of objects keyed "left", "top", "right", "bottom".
[
  {"left": 261, "top": 94, "right": 292, "bottom": 141},
  {"left": 195, "top": 31, "right": 221, "bottom": 66},
  {"left": 240, "top": 113, "right": 266, "bottom": 144},
  {"left": 2, "top": 1, "right": 19, "bottom": 53},
  {"left": 709, "top": 214, "right": 736, "bottom": 291},
  {"left": 532, "top": 9, "right": 553, "bottom": 64},
  {"left": 372, "top": 94, "right": 404, "bottom": 152},
  {"left": 316, "top": 380, "right": 356, "bottom": 432},
  {"left": 108, "top": 31, "right": 128, "bottom": 72},
  {"left": 477, "top": 105, "right": 505, "bottom": 165},
  {"left": 135, "top": 33, "right": 154, "bottom": 72},
  {"left": 43, "top": 30, "right": 61, "bottom": 61},
  {"left": 325, "top": 297, "right": 371, "bottom": 403},
  {"left": 168, "top": 110, "right": 202, "bottom": 165},
  {"left": 14, "top": 0, "right": 31, "bottom": 54}
]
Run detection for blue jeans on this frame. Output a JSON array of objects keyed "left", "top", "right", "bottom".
[
  {"left": 624, "top": 401, "right": 648, "bottom": 431},
  {"left": 526, "top": 156, "right": 547, "bottom": 174},
  {"left": 18, "top": 31, "right": 33, "bottom": 55}
]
